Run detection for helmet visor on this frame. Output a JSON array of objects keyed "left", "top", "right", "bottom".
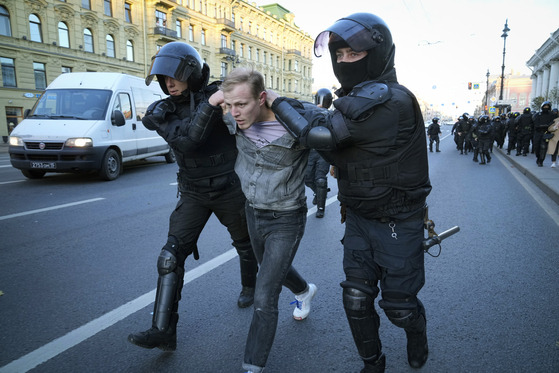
[
  {"left": 314, "top": 18, "right": 383, "bottom": 57},
  {"left": 145, "top": 54, "right": 196, "bottom": 86}
]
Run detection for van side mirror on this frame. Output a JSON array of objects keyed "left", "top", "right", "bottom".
[
  {"left": 111, "top": 110, "right": 126, "bottom": 126},
  {"left": 24, "top": 109, "right": 31, "bottom": 119}
]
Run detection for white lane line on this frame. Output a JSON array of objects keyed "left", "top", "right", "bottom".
[
  {"left": 0, "top": 180, "right": 25, "bottom": 185},
  {"left": 0, "top": 198, "right": 106, "bottom": 221},
  {"left": 0, "top": 165, "right": 14, "bottom": 168},
  {"left": 0, "top": 196, "right": 340, "bottom": 373},
  {"left": 495, "top": 152, "right": 559, "bottom": 226}
]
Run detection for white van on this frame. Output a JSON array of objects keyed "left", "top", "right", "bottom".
[{"left": 9, "top": 72, "right": 175, "bottom": 181}]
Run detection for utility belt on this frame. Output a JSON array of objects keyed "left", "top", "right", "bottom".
[
  {"left": 182, "top": 149, "right": 237, "bottom": 168},
  {"left": 372, "top": 206, "right": 425, "bottom": 223}
]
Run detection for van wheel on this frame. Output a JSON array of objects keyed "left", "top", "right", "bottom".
[
  {"left": 99, "top": 149, "right": 121, "bottom": 181},
  {"left": 164, "top": 148, "right": 176, "bottom": 163},
  {"left": 22, "top": 169, "right": 46, "bottom": 179}
]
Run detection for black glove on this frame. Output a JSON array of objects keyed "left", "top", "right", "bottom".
[{"left": 142, "top": 100, "right": 176, "bottom": 130}]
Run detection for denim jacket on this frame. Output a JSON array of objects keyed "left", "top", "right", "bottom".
[{"left": 229, "top": 120, "right": 309, "bottom": 211}]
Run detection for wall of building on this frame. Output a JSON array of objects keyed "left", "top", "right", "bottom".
[
  {"left": 0, "top": 0, "right": 314, "bottom": 140},
  {"left": 527, "top": 27, "right": 559, "bottom": 106}
]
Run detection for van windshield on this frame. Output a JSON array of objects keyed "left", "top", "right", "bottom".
[{"left": 29, "top": 89, "right": 112, "bottom": 120}]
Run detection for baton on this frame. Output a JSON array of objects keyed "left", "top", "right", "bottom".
[{"left": 422, "top": 226, "right": 460, "bottom": 251}]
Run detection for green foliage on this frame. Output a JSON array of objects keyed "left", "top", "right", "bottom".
[{"left": 531, "top": 96, "right": 546, "bottom": 111}]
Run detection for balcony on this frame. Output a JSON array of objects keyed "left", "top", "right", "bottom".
[
  {"left": 216, "top": 18, "right": 235, "bottom": 32},
  {"left": 219, "top": 47, "right": 236, "bottom": 57},
  {"left": 152, "top": 26, "right": 178, "bottom": 40},
  {"left": 286, "top": 49, "right": 301, "bottom": 56}
]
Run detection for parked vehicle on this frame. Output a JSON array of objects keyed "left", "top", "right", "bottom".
[{"left": 8, "top": 72, "right": 175, "bottom": 180}]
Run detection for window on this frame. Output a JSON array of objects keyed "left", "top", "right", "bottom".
[
  {"left": 221, "top": 62, "right": 227, "bottom": 78},
  {"left": 239, "top": 17, "right": 243, "bottom": 32},
  {"left": 1, "top": 57, "right": 16, "bottom": 87},
  {"left": 106, "top": 35, "right": 115, "bottom": 57},
  {"left": 29, "top": 14, "right": 42, "bottom": 43},
  {"left": 114, "top": 93, "right": 132, "bottom": 120},
  {"left": 6, "top": 107, "right": 22, "bottom": 134},
  {"left": 61, "top": 66, "right": 72, "bottom": 73},
  {"left": 248, "top": 46, "right": 252, "bottom": 60},
  {"left": 240, "top": 44, "right": 244, "bottom": 58},
  {"left": 84, "top": 28, "right": 94, "bottom": 52},
  {"left": 81, "top": 0, "right": 90, "bottom": 10},
  {"left": 201, "top": 29, "right": 206, "bottom": 45},
  {"left": 155, "top": 10, "right": 166, "bottom": 27},
  {"left": 104, "top": 0, "right": 112, "bottom": 17},
  {"left": 295, "top": 60, "right": 299, "bottom": 72},
  {"left": 33, "top": 62, "right": 46, "bottom": 90},
  {"left": 126, "top": 40, "right": 134, "bottom": 61},
  {"left": 256, "top": 49, "right": 259, "bottom": 62},
  {"left": 124, "top": 3, "right": 132, "bottom": 23},
  {"left": 188, "top": 25, "right": 193, "bottom": 41},
  {"left": 231, "top": 40, "right": 236, "bottom": 52},
  {"left": 221, "top": 34, "right": 227, "bottom": 48},
  {"left": 0, "top": 6, "right": 11, "bottom": 37},
  {"left": 176, "top": 20, "right": 182, "bottom": 38},
  {"left": 58, "top": 22, "right": 69, "bottom": 48},
  {"left": 263, "top": 51, "right": 267, "bottom": 65}
]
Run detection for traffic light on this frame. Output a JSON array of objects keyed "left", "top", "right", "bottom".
[{"left": 468, "top": 82, "right": 472, "bottom": 90}]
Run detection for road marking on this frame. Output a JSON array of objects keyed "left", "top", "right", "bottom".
[
  {"left": 0, "top": 197, "right": 339, "bottom": 372},
  {"left": 0, "top": 180, "right": 25, "bottom": 185},
  {"left": 495, "top": 152, "right": 559, "bottom": 226},
  {"left": 0, "top": 198, "right": 106, "bottom": 221},
  {"left": 0, "top": 165, "right": 14, "bottom": 168}
]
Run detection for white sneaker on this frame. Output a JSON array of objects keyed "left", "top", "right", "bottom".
[
  {"left": 551, "top": 162, "right": 556, "bottom": 168},
  {"left": 292, "top": 283, "right": 317, "bottom": 320}
]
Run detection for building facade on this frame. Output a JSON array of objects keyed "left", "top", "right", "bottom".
[
  {"left": 527, "top": 27, "right": 559, "bottom": 107},
  {"left": 0, "top": 0, "right": 314, "bottom": 140}
]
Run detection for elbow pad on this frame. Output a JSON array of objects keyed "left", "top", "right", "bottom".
[
  {"left": 187, "top": 103, "right": 220, "bottom": 144},
  {"left": 307, "top": 126, "right": 335, "bottom": 150},
  {"left": 272, "top": 99, "right": 310, "bottom": 138}
]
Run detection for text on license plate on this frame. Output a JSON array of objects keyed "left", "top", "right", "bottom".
[{"left": 30, "top": 162, "right": 56, "bottom": 169}]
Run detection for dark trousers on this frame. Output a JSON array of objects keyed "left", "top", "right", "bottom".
[{"left": 243, "top": 205, "right": 308, "bottom": 372}]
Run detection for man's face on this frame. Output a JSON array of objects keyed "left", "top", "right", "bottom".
[
  {"left": 334, "top": 47, "right": 368, "bottom": 63},
  {"left": 223, "top": 83, "right": 264, "bottom": 130},
  {"left": 165, "top": 76, "right": 188, "bottom": 96}
]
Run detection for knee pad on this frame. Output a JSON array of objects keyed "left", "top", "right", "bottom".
[
  {"left": 379, "top": 290, "right": 421, "bottom": 329},
  {"left": 157, "top": 236, "right": 179, "bottom": 276},
  {"left": 316, "top": 177, "right": 327, "bottom": 189}
]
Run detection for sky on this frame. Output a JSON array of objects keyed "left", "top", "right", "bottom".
[{"left": 255, "top": 0, "right": 559, "bottom": 115}]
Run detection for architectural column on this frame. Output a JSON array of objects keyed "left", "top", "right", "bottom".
[
  {"left": 542, "top": 65, "right": 551, "bottom": 98},
  {"left": 535, "top": 71, "right": 543, "bottom": 98},
  {"left": 549, "top": 59, "right": 559, "bottom": 92}
]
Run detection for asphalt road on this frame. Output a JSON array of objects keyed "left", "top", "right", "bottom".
[{"left": 1, "top": 128, "right": 558, "bottom": 373}]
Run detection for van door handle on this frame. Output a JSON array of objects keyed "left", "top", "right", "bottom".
[{"left": 132, "top": 123, "right": 137, "bottom": 130}]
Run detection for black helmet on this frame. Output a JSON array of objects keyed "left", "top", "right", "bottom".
[
  {"left": 513, "top": 112, "right": 520, "bottom": 118},
  {"left": 523, "top": 107, "right": 531, "bottom": 114},
  {"left": 432, "top": 117, "right": 439, "bottom": 123},
  {"left": 314, "top": 88, "right": 333, "bottom": 109},
  {"left": 145, "top": 42, "right": 207, "bottom": 94},
  {"left": 541, "top": 101, "right": 552, "bottom": 112},
  {"left": 478, "top": 115, "right": 489, "bottom": 124},
  {"left": 314, "top": 13, "right": 395, "bottom": 91}
]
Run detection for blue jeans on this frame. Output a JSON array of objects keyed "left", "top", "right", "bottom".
[{"left": 242, "top": 205, "right": 308, "bottom": 372}]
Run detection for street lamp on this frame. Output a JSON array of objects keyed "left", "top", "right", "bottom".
[
  {"left": 499, "top": 19, "right": 510, "bottom": 102},
  {"left": 486, "top": 69, "right": 490, "bottom": 114}
]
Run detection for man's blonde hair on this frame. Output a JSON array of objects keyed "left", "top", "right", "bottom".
[{"left": 220, "top": 67, "right": 265, "bottom": 100}]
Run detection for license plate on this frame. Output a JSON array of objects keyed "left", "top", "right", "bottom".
[{"left": 30, "top": 161, "right": 56, "bottom": 169}]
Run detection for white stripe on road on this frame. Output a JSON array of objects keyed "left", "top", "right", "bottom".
[
  {"left": 0, "top": 197, "right": 339, "bottom": 373},
  {"left": 0, "top": 198, "right": 106, "bottom": 221},
  {"left": 0, "top": 180, "right": 25, "bottom": 185}
]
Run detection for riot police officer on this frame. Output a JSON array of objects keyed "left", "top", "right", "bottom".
[
  {"left": 127, "top": 42, "right": 258, "bottom": 351},
  {"left": 427, "top": 117, "right": 442, "bottom": 152},
  {"left": 456, "top": 113, "right": 470, "bottom": 154},
  {"left": 475, "top": 115, "right": 494, "bottom": 165},
  {"left": 506, "top": 112, "right": 519, "bottom": 155},
  {"left": 266, "top": 13, "right": 431, "bottom": 372},
  {"left": 306, "top": 88, "right": 333, "bottom": 218},
  {"left": 515, "top": 107, "right": 534, "bottom": 156},
  {"left": 533, "top": 101, "right": 555, "bottom": 166}
]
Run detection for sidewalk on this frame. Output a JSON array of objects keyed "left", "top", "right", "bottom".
[{"left": 495, "top": 146, "right": 559, "bottom": 205}]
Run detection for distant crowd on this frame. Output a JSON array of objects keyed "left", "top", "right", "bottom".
[{"left": 428, "top": 101, "right": 559, "bottom": 167}]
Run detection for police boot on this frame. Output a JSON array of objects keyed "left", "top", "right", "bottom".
[
  {"left": 237, "top": 242, "right": 258, "bottom": 308},
  {"left": 486, "top": 152, "right": 491, "bottom": 163},
  {"left": 128, "top": 312, "right": 178, "bottom": 351},
  {"left": 436, "top": 144, "right": 440, "bottom": 152},
  {"left": 472, "top": 149, "right": 478, "bottom": 162},
  {"left": 406, "top": 317, "right": 428, "bottom": 369},
  {"left": 315, "top": 178, "right": 328, "bottom": 218},
  {"left": 479, "top": 153, "right": 486, "bottom": 165}
]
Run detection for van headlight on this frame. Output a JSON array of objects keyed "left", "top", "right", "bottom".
[
  {"left": 8, "top": 136, "right": 23, "bottom": 146},
  {"left": 65, "top": 138, "right": 93, "bottom": 147}
]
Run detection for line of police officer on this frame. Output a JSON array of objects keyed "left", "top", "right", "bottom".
[{"left": 448, "top": 101, "right": 558, "bottom": 166}]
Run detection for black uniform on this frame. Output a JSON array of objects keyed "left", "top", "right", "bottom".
[
  {"left": 533, "top": 102, "right": 555, "bottom": 166},
  {"left": 515, "top": 108, "right": 534, "bottom": 156},
  {"left": 475, "top": 115, "right": 494, "bottom": 165},
  {"left": 427, "top": 118, "right": 441, "bottom": 152},
  {"left": 506, "top": 112, "right": 519, "bottom": 155},
  {"left": 271, "top": 13, "right": 431, "bottom": 372},
  {"left": 127, "top": 42, "right": 258, "bottom": 351}
]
